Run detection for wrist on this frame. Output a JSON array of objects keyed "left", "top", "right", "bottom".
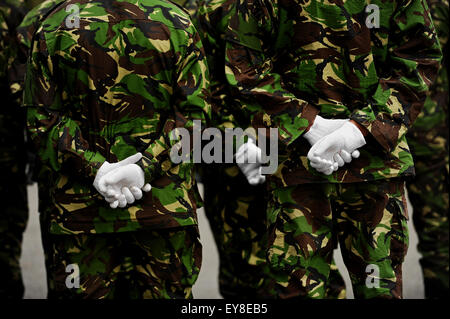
[
  {"left": 350, "top": 119, "right": 368, "bottom": 137},
  {"left": 305, "top": 114, "right": 318, "bottom": 133}
]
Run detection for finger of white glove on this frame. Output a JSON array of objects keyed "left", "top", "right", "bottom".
[
  {"left": 333, "top": 162, "right": 339, "bottom": 171},
  {"left": 258, "top": 175, "right": 266, "bottom": 184},
  {"left": 116, "top": 153, "right": 142, "bottom": 167},
  {"left": 351, "top": 150, "right": 360, "bottom": 158},
  {"left": 310, "top": 157, "right": 333, "bottom": 170},
  {"left": 105, "top": 195, "right": 118, "bottom": 203},
  {"left": 130, "top": 186, "right": 143, "bottom": 200},
  {"left": 118, "top": 195, "right": 127, "bottom": 208},
  {"left": 97, "top": 176, "right": 109, "bottom": 194},
  {"left": 245, "top": 166, "right": 262, "bottom": 185},
  {"left": 309, "top": 155, "right": 328, "bottom": 164},
  {"left": 340, "top": 150, "right": 352, "bottom": 163},
  {"left": 316, "top": 164, "right": 335, "bottom": 175},
  {"left": 248, "top": 174, "right": 265, "bottom": 186},
  {"left": 310, "top": 160, "right": 329, "bottom": 170},
  {"left": 142, "top": 183, "right": 152, "bottom": 192},
  {"left": 250, "top": 167, "right": 266, "bottom": 185},
  {"left": 333, "top": 153, "right": 345, "bottom": 167},
  {"left": 106, "top": 188, "right": 118, "bottom": 198},
  {"left": 246, "top": 167, "right": 260, "bottom": 181},
  {"left": 239, "top": 163, "right": 259, "bottom": 177},
  {"left": 236, "top": 141, "right": 261, "bottom": 164},
  {"left": 110, "top": 200, "right": 119, "bottom": 209},
  {"left": 122, "top": 187, "right": 135, "bottom": 204}
]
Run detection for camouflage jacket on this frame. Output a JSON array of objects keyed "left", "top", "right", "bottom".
[
  {"left": 0, "top": 0, "right": 28, "bottom": 175},
  {"left": 24, "top": 0, "right": 211, "bottom": 235},
  {"left": 175, "top": 0, "right": 260, "bottom": 139},
  {"left": 171, "top": 0, "right": 198, "bottom": 15},
  {"left": 407, "top": 0, "right": 448, "bottom": 170},
  {"left": 14, "top": 0, "right": 65, "bottom": 87},
  {"left": 224, "top": 0, "right": 442, "bottom": 186},
  {"left": 194, "top": 0, "right": 256, "bottom": 133}
]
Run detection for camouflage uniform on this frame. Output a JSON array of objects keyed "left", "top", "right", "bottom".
[
  {"left": 44, "top": 227, "right": 202, "bottom": 299},
  {"left": 224, "top": 0, "right": 442, "bottom": 298},
  {"left": 406, "top": 0, "right": 449, "bottom": 299},
  {"left": 0, "top": 0, "right": 28, "bottom": 299},
  {"left": 182, "top": 0, "right": 275, "bottom": 298},
  {"left": 16, "top": 0, "right": 65, "bottom": 254},
  {"left": 173, "top": 0, "right": 346, "bottom": 299},
  {"left": 24, "top": 0, "right": 211, "bottom": 298}
]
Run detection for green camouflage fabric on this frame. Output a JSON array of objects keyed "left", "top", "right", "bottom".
[
  {"left": 41, "top": 226, "right": 202, "bottom": 298},
  {"left": 13, "top": 0, "right": 65, "bottom": 94},
  {"left": 171, "top": 0, "right": 198, "bottom": 15},
  {"left": 186, "top": 0, "right": 278, "bottom": 299},
  {"left": 224, "top": 0, "right": 442, "bottom": 186},
  {"left": 406, "top": 0, "right": 449, "bottom": 299},
  {"left": 0, "top": 0, "right": 29, "bottom": 299},
  {"left": 191, "top": 0, "right": 347, "bottom": 299},
  {"left": 24, "top": 0, "right": 211, "bottom": 235},
  {"left": 267, "top": 179, "right": 409, "bottom": 299},
  {"left": 199, "top": 164, "right": 275, "bottom": 298},
  {"left": 15, "top": 0, "right": 66, "bottom": 220},
  {"left": 200, "top": 164, "right": 348, "bottom": 298}
]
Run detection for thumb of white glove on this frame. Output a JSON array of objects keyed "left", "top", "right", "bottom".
[
  {"left": 93, "top": 152, "right": 143, "bottom": 196},
  {"left": 236, "top": 139, "right": 266, "bottom": 186},
  {"left": 303, "top": 116, "right": 349, "bottom": 146}
]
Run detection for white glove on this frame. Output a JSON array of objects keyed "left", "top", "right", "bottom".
[
  {"left": 93, "top": 153, "right": 143, "bottom": 196},
  {"left": 98, "top": 164, "right": 152, "bottom": 209},
  {"left": 303, "top": 115, "right": 349, "bottom": 146},
  {"left": 236, "top": 139, "right": 266, "bottom": 185},
  {"left": 307, "top": 121, "right": 366, "bottom": 175}
]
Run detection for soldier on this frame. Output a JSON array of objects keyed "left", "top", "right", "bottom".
[
  {"left": 0, "top": 0, "right": 29, "bottom": 299},
  {"left": 188, "top": 0, "right": 276, "bottom": 298},
  {"left": 406, "top": 0, "right": 449, "bottom": 299},
  {"left": 24, "top": 0, "right": 211, "bottom": 299},
  {"left": 224, "top": 0, "right": 442, "bottom": 299},
  {"left": 172, "top": 0, "right": 347, "bottom": 299}
]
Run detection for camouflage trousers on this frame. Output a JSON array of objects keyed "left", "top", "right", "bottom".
[
  {"left": 0, "top": 170, "right": 28, "bottom": 299},
  {"left": 266, "top": 179, "right": 409, "bottom": 299},
  {"left": 200, "top": 164, "right": 346, "bottom": 299},
  {"left": 406, "top": 157, "right": 449, "bottom": 299},
  {"left": 40, "top": 225, "right": 202, "bottom": 299}
]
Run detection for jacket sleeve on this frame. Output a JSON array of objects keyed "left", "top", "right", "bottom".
[
  {"left": 24, "top": 28, "right": 106, "bottom": 179},
  {"left": 350, "top": 0, "right": 443, "bottom": 152},
  {"left": 224, "top": 0, "right": 319, "bottom": 146},
  {"left": 139, "top": 25, "right": 212, "bottom": 182}
]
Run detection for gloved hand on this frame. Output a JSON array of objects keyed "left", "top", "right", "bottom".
[
  {"left": 307, "top": 121, "right": 366, "bottom": 175},
  {"left": 236, "top": 139, "right": 266, "bottom": 185},
  {"left": 93, "top": 153, "right": 143, "bottom": 196},
  {"left": 98, "top": 164, "right": 152, "bottom": 209},
  {"left": 303, "top": 116, "right": 349, "bottom": 146}
]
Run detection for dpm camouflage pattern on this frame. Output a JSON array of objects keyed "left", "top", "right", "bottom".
[
  {"left": 191, "top": 0, "right": 346, "bottom": 299},
  {"left": 406, "top": 0, "right": 449, "bottom": 299},
  {"left": 200, "top": 164, "right": 347, "bottom": 299},
  {"left": 186, "top": 0, "right": 277, "bottom": 299},
  {"left": 24, "top": 0, "right": 211, "bottom": 235},
  {"left": 0, "top": 0, "right": 29, "bottom": 299},
  {"left": 15, "top": 0, "right": 66, "bottom": 232},
  {"left": 223, "top": 0, "right": 442, "bottom": 186},
  {"left": 41, "top": 226, "right": 202, "bottom": 299},
  {"left": 267, "top": 179, "right": 409, "bottom": 299},
  {"left": 14, "top": 0, "right": 66, "bottom": 93},
  {"left": 199, "top": 164, "right": 275, "bottom": 298}
]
